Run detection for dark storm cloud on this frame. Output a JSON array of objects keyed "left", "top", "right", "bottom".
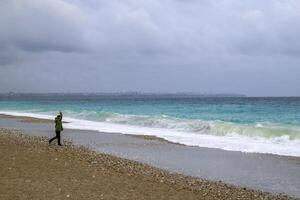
[
  {"left": 2, "top": 0, "right": 300, "bottom": 57},
  {"left": 0, "top": 49, "right": 16, "bottom": 66},
  {"left": 0, "top": 0, "right": 300, "bottom": 96},
  {"left": 0, "top": 0, "right": 88, "bottom": 54}
]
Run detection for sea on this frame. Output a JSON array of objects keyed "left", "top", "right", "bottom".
[{"left": 1, "top": 95, "right": 300, "bottom": 157}]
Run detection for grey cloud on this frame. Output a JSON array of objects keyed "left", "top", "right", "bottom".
[
  {"left": 2, "top": 0, "right": 300, "bottom": 57},
  {"left": 0, "top": 0, "right": 300, "bottom": 96},
  {"left": 0, "top": 50, "right": 15, "bottom": 66},
  {"left": 0, "top": 0, "right": 88, "bottom": 53}
]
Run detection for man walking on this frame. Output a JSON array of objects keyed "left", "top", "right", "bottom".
[{"left": 49, "top": 112, "right": 63, "bottom": 146}]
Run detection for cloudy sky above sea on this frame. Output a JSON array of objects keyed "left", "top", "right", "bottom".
[{"left": 0, "top": 0, "right": 300, "bottom": 96}]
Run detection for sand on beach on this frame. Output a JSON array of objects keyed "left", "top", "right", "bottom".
[{"left": 0, "top": 128, "right": 293, "bottom": 200}]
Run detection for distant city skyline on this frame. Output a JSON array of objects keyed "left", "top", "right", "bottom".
[{"left": 1, "top": 0, "right": 300, "bottom": 96}]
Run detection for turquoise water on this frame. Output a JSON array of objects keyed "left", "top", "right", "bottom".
[
  {"left": 1, "top": 97, "right": 300, "bottom": 124},
  {"left": 1, "top": 97, "right": 300, "bottom": 156}
]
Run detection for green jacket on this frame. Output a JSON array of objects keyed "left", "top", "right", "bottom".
[{"left": 55, "top": 116, "right": 63, "bottom": 132}]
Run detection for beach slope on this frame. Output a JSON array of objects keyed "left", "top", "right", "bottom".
[{"left": 0, "top": 128, "right": 292, "bottom": 200}]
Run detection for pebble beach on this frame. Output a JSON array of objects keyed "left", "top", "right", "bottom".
[{"left": 0, "top": 128, "right": 294, "bottom": 200}]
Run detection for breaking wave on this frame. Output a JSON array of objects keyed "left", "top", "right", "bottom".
[{"left": 1, "top": 110, "right": 300, "bottom": 157}]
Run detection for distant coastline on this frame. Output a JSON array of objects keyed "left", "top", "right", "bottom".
[{"left": 0, "top": 92, "right": 246, "bottom": 100}]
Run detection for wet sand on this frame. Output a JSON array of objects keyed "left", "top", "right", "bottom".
[
  {"left": 0, "top": 114, "right": 299, "bottom": 199},
  {"left": 0, "top": 114, "right": 54, "bottom": 124}
]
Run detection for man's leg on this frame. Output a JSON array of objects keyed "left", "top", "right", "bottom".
[
  {"left": 56, "top": 131, "right": 62, "bottom": 146},
  {"left": 49, "top": 135, "right": 57, "bottom": 144}
]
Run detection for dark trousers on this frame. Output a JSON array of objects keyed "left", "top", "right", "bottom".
[{"left": 49, "top": 131, "right": 61, "bottom": 145}]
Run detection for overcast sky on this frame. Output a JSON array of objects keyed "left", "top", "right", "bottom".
[{"left": 0, "top": 0, "right": 300, "bottom": 96}]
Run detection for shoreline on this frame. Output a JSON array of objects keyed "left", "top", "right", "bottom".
[
  {"left": 1, "top": 114, "right": 300, "bottom": 198},
  {"left": 0, "top": 114, "right": 54, "bottom": 123},
  {"left": 0, "top": 113, "right": 299, "bottom": 160},
  {"left": 0, "top": 128, "right": 293, "bottom": 200}
]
